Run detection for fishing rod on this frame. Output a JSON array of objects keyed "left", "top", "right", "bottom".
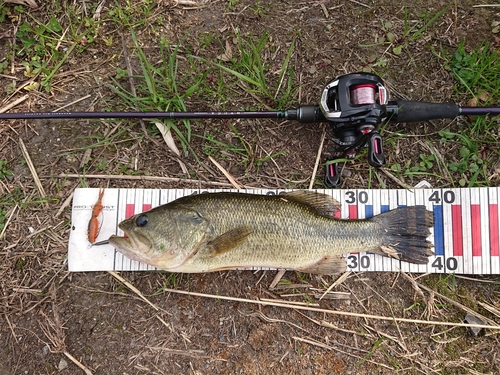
[{"left": 2, "top": 72, "right": 500, "bottom": 186}]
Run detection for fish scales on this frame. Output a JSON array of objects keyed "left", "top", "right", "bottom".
[{"left": 108, "top": 191, "right": 434, "bottom": 274}]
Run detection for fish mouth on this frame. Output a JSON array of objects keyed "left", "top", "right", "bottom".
[{"left": 108, "top": 233, "right": 152, "bottom": 262}]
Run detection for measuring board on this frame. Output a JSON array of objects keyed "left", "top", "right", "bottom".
[{"left": 68, "top": 187, "right": 500, "bottom": 274}]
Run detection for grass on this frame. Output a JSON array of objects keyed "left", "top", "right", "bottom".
[
  {"left": 108, "top": 31, "right": 207, "bottom": 157},
  {"left": 359, "top": 5, "right": 450, "bottom": 70},
  {"left": 379, "top": 39, "right": 500, "bottom": 188},
  {"left": 197, "top": 31, "right": 298, "bottom": 109},
  {"left": 6, "top": 4, "right": 100, "bottom": 92},
  {"left": 107, "top": 27, "right": 295, "bottom": 167},
  {"left": 440, "top": 40, "right": 500, "bottom": 187}
]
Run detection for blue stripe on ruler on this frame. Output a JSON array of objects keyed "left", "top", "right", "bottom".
[
  {"left": 365, "top": 205, "right": 373, "bottom": 218},
  {"left": 433, "top": 205, "right": 444, "bottom": 256}
]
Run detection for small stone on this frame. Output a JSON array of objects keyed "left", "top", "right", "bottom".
[
  {"left": 58, "top": 358, "right": 68, "bottom": 371},
  {"left": 465, "top": 313, "right": 484, "bottom": 336}
]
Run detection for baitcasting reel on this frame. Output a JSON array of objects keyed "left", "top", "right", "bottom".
[{"left": 318, "top": 73, "right": 388, "bottom": 187}]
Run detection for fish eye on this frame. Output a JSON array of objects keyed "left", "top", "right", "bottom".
[{"left": 136, "top": 214, "right": 148, "bottom": 227}]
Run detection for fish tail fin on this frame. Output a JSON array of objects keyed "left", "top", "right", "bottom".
[{"left": 375, "top": 206, "right": 434, "bottom": 264}]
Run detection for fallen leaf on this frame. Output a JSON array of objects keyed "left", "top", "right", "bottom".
[
  {"left": 217, "top": 39, "right": 233, "bottom": 61},
  {"left": 154, "top": 122, "right": 189, "bottom": 175},
  {"left": 393, "top": 45, "right": 402, "bottom": 55}
]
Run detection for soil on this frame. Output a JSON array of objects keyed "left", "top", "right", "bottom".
[{"left": 1, "top": 1, "right": 500, "bottom": 374}]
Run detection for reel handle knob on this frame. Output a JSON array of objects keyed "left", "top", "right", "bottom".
[
  {"left": 325, "top": 161, "right": 341, "bottom": 187},
  {"left": 367, "top": 131, "right": 385, "bottom": 167}
]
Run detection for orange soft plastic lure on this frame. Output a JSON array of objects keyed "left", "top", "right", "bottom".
[{"left": 88, "top": 188, "right": 104, "bottom": 243}]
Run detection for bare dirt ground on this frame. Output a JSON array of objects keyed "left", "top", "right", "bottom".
[{"left": 1, "top": 1, "right": 500, "bottom": 374}]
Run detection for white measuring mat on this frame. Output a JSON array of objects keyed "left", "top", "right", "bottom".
[{"left": 68, "top": 187, "right": 500, "bottom": 274}]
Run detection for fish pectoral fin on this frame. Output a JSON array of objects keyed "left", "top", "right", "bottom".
[
  {"left": 297, "top": 255, "right": 346, "bottom": 275},
  {"left": 280, "top": 191, "right": 340, "bottom": 218},
  {"left": 206, "top": 226, "right": 253, "bottom": 257}
]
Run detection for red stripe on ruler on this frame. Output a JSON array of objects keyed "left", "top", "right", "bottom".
[
  {"left": 490, "top": 204, "right": 499, "bottom": 256},
  {"left": 142, "top": 204, "right": 152, "bottom": 212},
  {"left": 124, "top": 203, "right": 136, "bottom": 238},
  {"left": 451, "top": 205, "right": 463, "bottom": 256},
  {"left": 126, "top": 203, "right": 135, "bottom": 219},
  {"left": 349, "top": 205, "right": 358, "bottom": 219},
  {"left": 334, "top": 202, "right": 341, "bottom": 219},
  {"left": 471, "top": 204, "right": 482, "bottom": 256}
]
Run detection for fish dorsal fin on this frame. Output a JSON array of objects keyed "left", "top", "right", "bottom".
[
  {"left": 207, "top": 226, "right": 253, "bottom": 257},
  {"left": 280, "top": 191, "right": 340, "bottom": 218},
  {"left": 297, "top": 255, "right": 346, "bottom": 275}
]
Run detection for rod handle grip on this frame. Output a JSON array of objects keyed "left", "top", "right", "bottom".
[{"left": 389, "top": 100, "right": 460, "bottom": 122}]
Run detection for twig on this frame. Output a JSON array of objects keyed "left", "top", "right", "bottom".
[
  {"left": 309, "top": 124, "right": 326, "bottom": 190},
  {"left": 0, "top": 95, "right": 29, "bottom": 113},
  {"left": 319, "top": 272, "right": 351, "bottom": 301},
  {"left": 417, "top": 282, "right": 498, "bottom": 326},
  {"left": 260, "top": 298, "right": 319, "bottom": 307},
  {"left": 63, "top": 351, "right": 93, "bottom": 375},
  {"left": 19, "top": 138, "right": 47, "bottom": 199},
  {"left": 380, "top": 168, "right": 413, "bottom": 189},
  {"left": 158, "top": 287, "right": 500, "bottom": 330},
  {"left": 107, "top": 271, "right": 159, "bottom": 311},
  {"left": 146, "top": 346, "right": 210, "bottom": 359},
  {"left": 208, "top": 156, "right": 242, "bottom": 189},
  {"left": 0, "top": 204, "right": 18, "bottom": 240},
  {"left": 53, "top": 94, "right": 91, "bottom": 112},
  {"left": 51, "top": 173, "right": 253, "bottom": 188},
  {"left": 268, "top": 269, "right": 286, "bottom": 289},
  {"left": 348, "top": 0, "right": 371, "bottom": 8},
  {"left": 55, "top": 191, "right": 74, "bottom": 217},
  {"left": 477, "top": 302, "right": 500, "bottom": 319},
  {"left": 107, "top": 271, "right": 173, "bottom": 332}
]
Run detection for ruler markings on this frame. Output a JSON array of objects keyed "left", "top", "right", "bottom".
[
  {"left": 442, "top": 189, "right": 454, "bottom": 273},
  {"left": 479, "top": 188, "right": 490, "bottom": 274},
  {"left": 347, "top": 191, "right": 359, "bottom": 271},
  {"left": 111, "top": 188, "right": 121, "bottom": 272},
  {"left": 423, "top": 189, "right": 435, "bottom": 274},
  {"left": 380, "top": 189, "right": 392, "bottom": 272},
  {"left": 452, "top": 205, "right": 463, "bottom": 257},
  {"left": 490, "top": 189, "right": 499, "bottom": 257},
  {"left": 362, "top": 190, "right": 375, "bottom": 272},
  {"left": 406, "top": 189, "right": 417, "bottom": 273},
  {"left": 433, "top": 204, "right": 444, "bottom": 257},
  {"left": 141, "top": 190, "right": 153, "bottom": 271},
  {"left": 128, "top": 189, "right": 142, "bottom": 271},
  {"left": 372, "top": 190, "right": 383, "bottom": 272},
  {"left": 471, "top": 189, "right": 482, "bottom": 258},
  {"left": 387, "top": 189, "right": 398, "bottom": 272},
  {"left": 415, "top": 189, "right": 428, "bottom": 273},
  {"left": 460, "top": 189, "right": 471, "bottom": 274}
]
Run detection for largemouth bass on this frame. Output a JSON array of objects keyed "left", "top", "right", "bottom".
[{"left": 107, "top": 191, "right": 434, "bottom": 274}]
